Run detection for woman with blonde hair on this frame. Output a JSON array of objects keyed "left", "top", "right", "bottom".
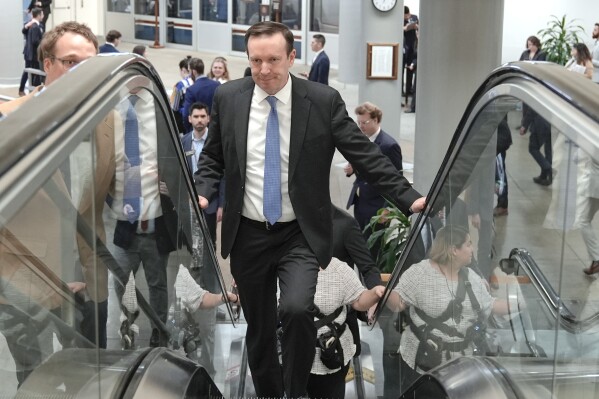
[
  {"left": 207, "top": 56, "right": 230, "bottom": 83},
  {"left": 388, "top": 225, "right": 508, "bottom": 393}
]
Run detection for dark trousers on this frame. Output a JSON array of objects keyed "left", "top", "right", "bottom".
[
  {"left": 19, "top": 60, "right": 41, "bottom": 92},
  {"left": 230, "top": 220, "right": 319, "bottom": 398},
  {"left": 529, "top": 127, "right": 552, "bottom": 175},
  {"left": 307, "top": 363, "right": 350, "bottom": 399},
  {"left": 80, "top": 300, "right": 108, "bottom": 348},
  {"left": 497, "top": 150, "right": 508, "bottom": 208},
  {"left": 113, "top": 234, "right": 170, "bottom": 324}
]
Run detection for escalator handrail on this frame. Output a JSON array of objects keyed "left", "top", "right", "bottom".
[
  {"left": 509, "top": 248, "right": 599, "bottom": 332},
  {"left": 374, "top": 61, "right": 599, "bottom": 324}
]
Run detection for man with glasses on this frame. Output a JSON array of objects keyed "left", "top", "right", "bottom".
[
  {"left": 345, "top": 102, "right": 404, "bottom": 248},
  {"left": 0, "top": 21, "right": 114, "bottom": 385}
]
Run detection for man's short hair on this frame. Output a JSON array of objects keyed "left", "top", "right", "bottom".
[
  {"left": 190, "top": 102, "right": 209, "bottom": 114},
  {"left": 313, "top": 34, "right": 325, "bottom": 47},
  {"left": 404, "top": 6, "right": 410, "bottom": 14},
  {"left": 245, "top": 21, "right": 294, "bottom": 56},
  {"left": 189, "top": 58, "right": 205, "bottom": 76},
  {"left": 105, "top": 29, "right": 122, "bottom": 43},
  {"left": 39, "top": 21, "right": 99, "bottom": 64},
  {"left": 355, "top": 102, "right": 383, "bottom": 123},
  {"left": 31, "top": 7, "right": 43, "bottom": 18}
]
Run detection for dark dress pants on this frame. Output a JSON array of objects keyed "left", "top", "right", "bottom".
[
  {"left": 307, "top": 363, "right": 350, "bottom": 399},
  {"left": 230, "top": 220, "right": 319, "bottom": 398},
  {"left": 529, "top": 121, "right": 552, "bottom": 175}
]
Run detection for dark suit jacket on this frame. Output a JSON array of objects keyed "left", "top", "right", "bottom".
[
  {"left": 308, "top": 51, "right": 330, "bottom": 85},
  {"left": 195, "top": 75, "right": 421, "bottom": 266},
  {"left": 346, "top": 130, "right": 403, "bottom": 217},
  {"left": 181, "top": 77, "right": 220, "bottom": 131},
  {"left": 99, "top": 43, "right": 120, "bottom": 54},
  {"left": 181, "top": 130, "right": 225, "bottom": 214},
  {"left": 332, "top": 206, "right": 381, "bottom": 289},
  {"left": 23, "top": 22, "right": 43, "bottom": 62},
  {"left": 113, "top": 194, "right": 178, "bottom": 254}
]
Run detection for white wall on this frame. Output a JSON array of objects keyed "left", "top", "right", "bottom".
[{"left": 502, "top": 0, "right": 599, "bottom": 63}]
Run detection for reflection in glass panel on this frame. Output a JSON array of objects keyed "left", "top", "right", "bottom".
[
  {"left": 232, "top": 0, "right": 260, "bottom": 25},
  {"left": 0, "top": 128, "right": 98, "bottom": 396},
  {"left": 107, "top": 0, "right": 131, "bottom": 13},
  {"left": 135, "top": 0, "right": 158, "bottom": 15},
  {"left": 382, "top": 92, "right": 599, "bottom": 396},
  {"left": 200, "top": 0, "right": 228, "bottom": 22},
  {"left": 274, "top": 0, "right": 301, "bottom": 30},
  {"left": 168, "top": 0, "right": 192, "bottom": 18},
  {"left": 310, "top": 0, "right": 339, "bottom": 33}
]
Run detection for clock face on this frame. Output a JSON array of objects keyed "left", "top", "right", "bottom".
[{"left": 372, "top": 0, "right": 397, "bottom": 12}]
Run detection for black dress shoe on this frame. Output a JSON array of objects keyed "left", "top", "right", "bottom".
[
  {"left": 584, "top": 261, "right": 599, "bottom": 275},
  {"left": 533, "top": 175, "right": 552, "bottom": 186}
]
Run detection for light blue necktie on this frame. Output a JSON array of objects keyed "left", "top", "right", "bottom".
[
  {"left": 123, "top": 96, "right": 141, "bottom": 224},
  {"left": 263, "top": 96, "right": 282, "bottom": 225}
]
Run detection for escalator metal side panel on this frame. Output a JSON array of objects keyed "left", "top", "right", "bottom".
[
  {"left": 408, "top": 357, "right": 517, "bottom": 399},
  {"left": 15, "top": 348, "right": 152, "bottom": 399},
  {"left": 124, "top": 348, "right": 223, "bottom": 399}
]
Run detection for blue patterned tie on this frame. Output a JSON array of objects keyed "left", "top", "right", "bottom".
[
  {"left": 123, "top": 96, "right": 141, "bottom": 223},
  {"left": 263, "top": 96, "right": 281, "bottom": 225}
]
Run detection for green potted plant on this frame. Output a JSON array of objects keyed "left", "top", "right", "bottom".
[
  {"left": 365, "top": 203, "right": 411, "bottom": 274},
  {"left": 537, "top": 15, "right": 585, "bottom": 65}
]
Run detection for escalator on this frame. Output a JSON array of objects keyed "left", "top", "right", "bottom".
[
  {"left": 371, "top": 61, "right": 599, "bottom": 398},
  {"left": 0, "top": 53, "right": 234, "bottom": 397},
  {"left": 1, "top": 51, "right": 599, "bottom": 398}
]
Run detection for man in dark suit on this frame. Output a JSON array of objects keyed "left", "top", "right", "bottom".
[
  {"left": 299, "top": 34, "right": 330, "bottom": 85},
  {"left": 18, "top": 8, "right": 44, "bottom": 96},
  {"left": 181, "top": 58, "right": 220, "bottom": 132},
  {"left": 195, "top": 22, "right": 425, "bottom": 398},
  {"left": 99, "top": 30, "right": 121, "bottom": 53},
  {"left": 345, "top": 102, "right": 404, "bottom": 242}
]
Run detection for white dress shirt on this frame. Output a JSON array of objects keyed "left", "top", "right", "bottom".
[
  {"left": 243, "top": 75, "right": 295, "bottom": 222},
  {"left": 112, "top": 90, "right": 162, "bottom": 232}
]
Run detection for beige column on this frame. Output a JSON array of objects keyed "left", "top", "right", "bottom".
[
  {"left": 413, "top": 0, "right": 504, "bottom": 193},
  {"left": 0, "top": 3, "right": 26, "bottom": 86}
]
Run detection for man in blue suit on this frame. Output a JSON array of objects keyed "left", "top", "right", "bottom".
[
  {"left": 345, "top": 102, "right": 404, "bottom": 239},
  {"left": 99, "top": 30, "right": 121, "bottom": 53},
  {"left": 299, "top": 34, "right": 329, "bottom": 85},
  {"left": 182, "top": 58, "right": 220, "bottom": 132}
]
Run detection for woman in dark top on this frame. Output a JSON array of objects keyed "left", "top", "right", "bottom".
[{"left": 519, "top": 35, "right": 546, "bottom": 61}]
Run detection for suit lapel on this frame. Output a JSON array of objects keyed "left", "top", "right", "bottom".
[
  {"left": 288, "top": 76, "right": 310, "bottom": 181},
  {"left": 235, "top": 82, "right": 254, "bottom": 180}
]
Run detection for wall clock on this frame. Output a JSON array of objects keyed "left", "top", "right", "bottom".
[{"left": 372, "top": 0, "right": 397, "bottom": 12}]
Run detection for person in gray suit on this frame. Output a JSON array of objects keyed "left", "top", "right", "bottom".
[{"left": 195, "top": 21, "right": 425, "bottom": 398}]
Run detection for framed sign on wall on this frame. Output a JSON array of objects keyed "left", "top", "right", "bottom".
[{"left": 366, "top": 42, "right": 399, "bottom": 80}]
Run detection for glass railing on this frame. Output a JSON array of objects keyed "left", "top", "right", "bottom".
[
  {"left": 0, "top": 54, "right": 234, "bottom": 397},
  {"left": 371, "top": 60, "right": 599, "bottom": 398},
  {"left": 2, "top": 53, "right": 599, "bottom": 398}
]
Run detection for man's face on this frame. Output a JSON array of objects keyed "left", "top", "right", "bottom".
[
  {"left": 356, "top": 113, "right": 380, "bottom": 137},
  {"left": 593, "top": 25, "right": 599, "bottom": 39},
  {"left": 247, "top": 32, "right": 295, "bottom": 95},
  {"left": 43, "top": 32, "right": 97, "bottom": 86},
  {"left": 36, "top": 11, "right": 44, "bottom": 21},
  {"left": 310, "top": 39, "right": 321, "bottom": 52},
  {"left": 189, "top": 107, "right": 210, "bottom": 134}
]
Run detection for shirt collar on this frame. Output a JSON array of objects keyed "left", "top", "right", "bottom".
[
  {"left": 193, "top": 129, "right": 208, "bottom": 141},
  {"left": 314, "top": 49, "right": 324, "bottom": 57},
  {"left": 369, "top": 128, "right": 381, "bottom": 142},
  {"left": 253, "top": 73, "right": 292, "bottom": 105}
]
